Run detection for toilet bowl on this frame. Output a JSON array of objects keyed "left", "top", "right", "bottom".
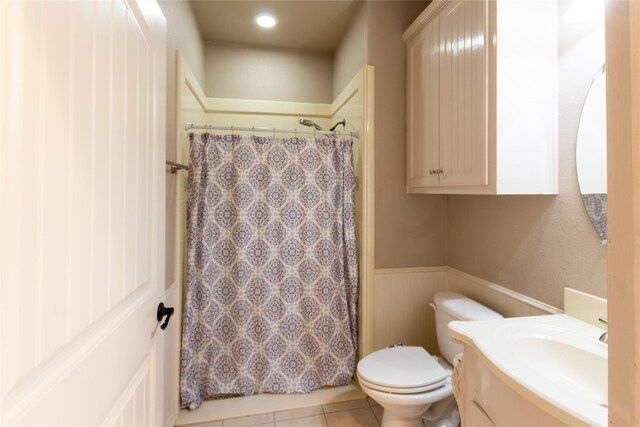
[
  {"left": 356, "top": 291, "right": 503, "bottom": 427},
  {"left": 357, "top": 348, "right": 454, "bottom": 427}
]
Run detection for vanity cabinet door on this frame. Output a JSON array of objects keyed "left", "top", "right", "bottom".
[
  {"left": 438, "top": 0, "right": 489, "bottom": 187},
  {"left": 406, "top": 16, "right": 440, "bottom": 190},
  {"left": 463, "top": 345, "right": 569, "bottom": 427},
  {"left": 467, "top": 401, "right": 497, "bottom": 427},
  {"left": 404, "top": 0, "right": 557, "bottom": 194}
]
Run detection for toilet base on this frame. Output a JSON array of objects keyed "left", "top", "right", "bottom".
[{"left": 381, "top": 410, "right": 424, "bottom": 427}]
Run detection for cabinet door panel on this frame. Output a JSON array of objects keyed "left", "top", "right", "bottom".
[
  {"left": 406, "top": 17, "right": 440, "bottom": 189},
  {"left": 439, "top": 0, "right": 488, "bottom": 187},
  {"left": 467, "top": 401, "right": 497, "bottom": 427}
]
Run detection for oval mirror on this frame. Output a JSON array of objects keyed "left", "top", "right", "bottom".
[{"left": 576, "top": 65, "right": 607, "bottom": 245}]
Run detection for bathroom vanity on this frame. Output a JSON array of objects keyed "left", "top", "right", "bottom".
[{"left": 449, "top": 315, "right": 607, "bottom": 427}]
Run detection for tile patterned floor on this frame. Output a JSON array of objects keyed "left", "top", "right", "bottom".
[{"left": 184, "top": 398, "right": 383, "bottom": 427}]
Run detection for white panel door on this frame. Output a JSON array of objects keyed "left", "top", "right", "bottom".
[
  {"left": 0, "top": 1, "right": 167, "bottom": 426},
  {"left": 438, "top": 0, "right": 488, "bottom": 187},
  {"left": 406, "top": 17, "right": 440, "bottom": 190}
]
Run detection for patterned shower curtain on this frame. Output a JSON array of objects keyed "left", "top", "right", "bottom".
[{"left": 180, "top": 133, "right": 359, "bottom": 410}]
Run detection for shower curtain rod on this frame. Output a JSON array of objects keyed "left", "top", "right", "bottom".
[{"left": 184, "top": 123, "right": 359, "bottom": 138}]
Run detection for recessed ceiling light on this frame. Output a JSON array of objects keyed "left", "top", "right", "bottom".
[{"left": 255, "top": 13, "right": 277, "bottom": 28}]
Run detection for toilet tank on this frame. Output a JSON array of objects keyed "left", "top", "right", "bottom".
[{"left": 434, "top": 291, "right": 503, "bottom": 365}]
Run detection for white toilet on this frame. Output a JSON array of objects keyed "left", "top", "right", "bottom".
[{"left": 357, "top": 291, "right": 502, "bottom": 427}]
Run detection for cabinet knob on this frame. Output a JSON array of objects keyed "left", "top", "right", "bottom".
[{"left": 429, "top": 169, "right": 434, "bottom": 175}]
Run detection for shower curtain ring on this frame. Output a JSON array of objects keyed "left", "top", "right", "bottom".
[
  {"left": 231, "top": 125, "right": 234, "bottom": 136},
  {"left": 295, "top": 128, "right": 297, "bottom": 138},
  {"left": 252, "top": 126, "right": 255, "bottom": 137}
]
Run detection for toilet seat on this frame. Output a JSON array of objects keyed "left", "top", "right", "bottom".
[
  {"left": 357, "top": 346, "right": 449, "bottom": 394},
  {"left": 358, "top": 374, "right": 447, "bottom": 394}
]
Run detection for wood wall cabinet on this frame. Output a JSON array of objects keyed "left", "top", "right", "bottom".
[{"left": 404, "top": 0, "right": 558, "bottom": 194}]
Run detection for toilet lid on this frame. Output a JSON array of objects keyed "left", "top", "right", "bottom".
[{"left": 357, "top": 346, "right": 448, "bottom": 391}]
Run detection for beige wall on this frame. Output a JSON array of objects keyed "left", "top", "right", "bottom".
[
  {"left": 158, "top": 0, "right": 206, "bottom": 288},
  {"left": 333, "top": 3, "right": 368, "bottom": 100},
  {"left": 204, "top": 41, "right": 333, "bottom": 103},
  {"left": 367, "top": 1, "right": 446, "bottom": 268},
  {"left": 447, "top": 2, "right": 607, "bottom": 308},
  {"left": 158, "top": 0, "right": 206, "bottom": 86}
]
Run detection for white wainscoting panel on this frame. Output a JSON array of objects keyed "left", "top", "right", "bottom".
[
  {"left": 102, "top": 354, "right": 154, "bottom": 427},
  {"left": 374, "top": 266, "right": 561, "bottom": 355},
  {"left": 446, "top": 268, "right": 561, "bottom": 317},
  {"left": 374, "top": 267, "right": 448, "bottom": 354}
]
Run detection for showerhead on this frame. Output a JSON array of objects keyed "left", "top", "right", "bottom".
[
  {"left": 330, "top": 119, "right": 346, "bottom": 132},
  {"left": 298, "top": 118, "right": 324, "bottom": 131}
]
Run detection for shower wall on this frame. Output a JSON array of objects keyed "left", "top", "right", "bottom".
[
  {"left": 330, "top": 69, "right": 375, "bottom": 355},
  {"left": 162, "top": 56, "right": 208, "bottom": 425},
  {"left": 158, "top": 0, "right": 205, "bottom": 294},
  {"left": 190, "top": 107, "right": 332, "bottom": 136}
]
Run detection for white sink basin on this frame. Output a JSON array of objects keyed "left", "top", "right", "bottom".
[
  {"left": 502, "top": 323, "right": 608, "bottom": 406},
  {"left": 449, "top": 315, "right": 608, "bottom": 426}
]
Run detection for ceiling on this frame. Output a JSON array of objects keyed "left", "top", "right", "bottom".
[{"left": 190, "top": 1, "right": 362, "bottom": 53}]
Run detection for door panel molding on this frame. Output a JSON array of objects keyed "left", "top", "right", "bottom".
[
  {"left": 3, "top": 287, "right": 156, "bottom": 425},
  {"left": 101, "top": 353, "right": 154, "bottom": 427}
]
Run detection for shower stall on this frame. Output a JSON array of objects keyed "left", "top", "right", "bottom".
[{"left": 164, "top": 53, "right": 375, "bottom": 423}]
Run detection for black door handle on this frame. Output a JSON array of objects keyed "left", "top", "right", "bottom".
[{"left": 157, "top": 302, "right": 175, "bottom": 330}]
